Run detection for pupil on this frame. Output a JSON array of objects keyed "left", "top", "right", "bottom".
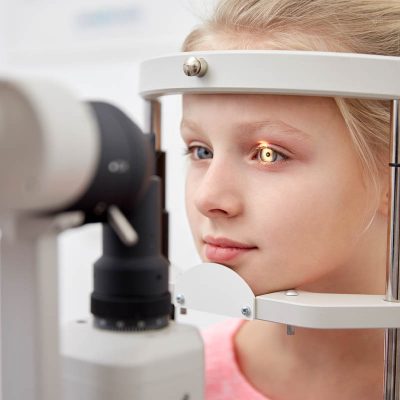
[{"left": 260, "top": 147, "right": 276, "bottom": 163}]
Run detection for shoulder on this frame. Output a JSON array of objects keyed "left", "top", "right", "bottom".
[{"left": 201, "top": 319, "right": 268, "bottom": 400}]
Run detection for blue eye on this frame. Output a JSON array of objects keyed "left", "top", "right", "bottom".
[{"left": 186, "top": 145, "right": 213, "bottom": 160}]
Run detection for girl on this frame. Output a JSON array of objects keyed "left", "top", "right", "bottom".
[{"left": 180, "top": 1, "right": 395, "bottom": 399}]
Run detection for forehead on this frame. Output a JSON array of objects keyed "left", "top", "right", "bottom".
[
  {"left": 182, "top": 94, "right": 344, "bottom": 139},
  {"left": 183, "top": 93, "right": 334, "bottom": 111}
]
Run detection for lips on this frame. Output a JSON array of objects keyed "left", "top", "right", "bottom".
[{"left": 203, "top": 236, "right": 257, "bottom": 263}]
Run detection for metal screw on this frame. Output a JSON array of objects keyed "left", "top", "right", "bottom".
[
  {"left": 176, "top": 294, "right": 185, "bottom": 305},
  {"left": 183, "top": 56, "right": 208, "bottom": 77},
  {"left": 285, "top": 289, "right": 299, "bottom": 296},
  {"left": 287, "top": 325, "right": 296, "bottom": 336},
  {"left": 180, "top": 307, "right": 187, "bottom": 315},
  {"left": 241, "top": 306, "right": 252, "bottom": 317}
]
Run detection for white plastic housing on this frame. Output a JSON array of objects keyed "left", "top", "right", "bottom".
[
  {"left": 0, "top": 212, "right": 84, "bottom": 400},
  {"left": 140, "top": 50, "right": 400, "bottom": 100},
  {"left": 175, "top": 263, "right": 255, "bottom": 320},
  {"left": 0, "top": 77, "right": 100, "bottom": 212},
  {"left": 62, "top": 320, "right": 204, "bottom": 400}
]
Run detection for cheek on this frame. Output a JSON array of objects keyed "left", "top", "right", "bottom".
[
  {"left": 249, "top": 182, "right": 319, "bottom": 247},
  {"left": 184, "top": 171, "right": 201, "bottom": 235},
  {"left": 249, "top": 166, "right": 368, "bottom": 266}
]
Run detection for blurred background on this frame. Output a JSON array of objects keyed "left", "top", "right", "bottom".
[{"left": 0, "top": 0, "right": 225, "bottom": 328}]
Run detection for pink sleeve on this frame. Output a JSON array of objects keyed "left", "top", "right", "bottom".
[{"left": 201, "top": 319, "right": 269, "bottom": 400}]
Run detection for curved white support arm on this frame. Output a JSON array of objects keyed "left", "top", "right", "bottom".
[
  {"left": 257, "top": 291, "right": 400, "bottom": 329},
  {"left": 175, "top": 263, "right": 400, "bottom": 329},
  {"left": 140, "top": 50, "right": 400, "bottom": 100}
]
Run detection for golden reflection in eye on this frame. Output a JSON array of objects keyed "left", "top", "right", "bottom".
[{"left": 256, "top": 141, "right": 278, "bottom": 163}]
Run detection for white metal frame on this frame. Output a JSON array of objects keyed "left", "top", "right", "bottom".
[
  {"left": 174, "top": 263, "right": 400, "bottom": 329},
  {"left": 140, "top": 50, "right": 400, "bottom": 99}
]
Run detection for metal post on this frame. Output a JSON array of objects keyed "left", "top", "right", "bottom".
[
  {"left": 384, "top": 99, "right": 400, "bottom": 399},
  {"left": 144, "top": 99, "right": 162, "bottom": 149},
  {"left": 144, "top": 99, "right": 169, "bottom": 258},
  {"left": 0, "top": 215, "right": 61, "bottom": 400}
]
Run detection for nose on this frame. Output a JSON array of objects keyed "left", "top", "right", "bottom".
[{"left": 194, "top": 159, "right": 243, "bottom": 218}]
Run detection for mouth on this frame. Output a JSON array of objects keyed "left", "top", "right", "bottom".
[{"left": 203, "top": 236, "right": 258, "bottom": 263}]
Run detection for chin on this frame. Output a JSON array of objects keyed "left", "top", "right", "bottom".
[
  {"left": 248, "top": 279, "right": 293, "bottom": 296},
  {"left": 252, "top": 287, "right": 275, "bottom": 296}
]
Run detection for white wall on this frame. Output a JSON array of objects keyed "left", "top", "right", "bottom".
[{"left": 0, "top": 0, "right": 226, "bottom": 328}]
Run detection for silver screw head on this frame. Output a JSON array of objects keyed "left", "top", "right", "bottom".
[
  {"left": 241, "top": 306, "right": 251, "bottom": 317},
  {"left": 287, "top": 325, "right": 296, "bottom": 336},
  {"left": 176, "top": 294, "right": 185, "bottom": 305},
  {"left": 183, "top": 56, "right": 208, "bottom": 77}
]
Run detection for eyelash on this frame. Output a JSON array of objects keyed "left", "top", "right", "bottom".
[{"left": 183, "top": 144, "right": 289, "bottom": 165}]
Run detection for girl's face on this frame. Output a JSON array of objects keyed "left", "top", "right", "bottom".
[{"left": 181, "top": 94, "right": 377, "bottom": 296}]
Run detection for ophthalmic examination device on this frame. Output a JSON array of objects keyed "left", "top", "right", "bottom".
[{"left": 1, "top": 50, "right": 400, "bottom": 400}]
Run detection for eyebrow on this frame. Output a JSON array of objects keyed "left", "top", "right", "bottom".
[
  {"left": 180, "top": 119, "right": 312, "bottom": 141},
  {"left": 238, "top": 120, "right": 312, "bottom": 142},
  {"left": 180, "top": 119, "right": 198, "bottom": 132}
]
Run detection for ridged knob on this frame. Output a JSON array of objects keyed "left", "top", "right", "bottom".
[{"left": 183, "top": 56, "right": 208, "bottom": 77}]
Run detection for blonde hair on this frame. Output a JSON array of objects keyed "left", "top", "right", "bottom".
[{"left": 182, "top": 0, "right": 399, "bottom": 204}]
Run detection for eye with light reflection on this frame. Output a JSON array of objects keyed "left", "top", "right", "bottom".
[{"left": 254, "top": 141, "right": 288, "bottom": 165}]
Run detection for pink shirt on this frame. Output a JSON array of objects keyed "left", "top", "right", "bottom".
[{"left": 202, "top": 319, "right": 269, "bottom": 400}]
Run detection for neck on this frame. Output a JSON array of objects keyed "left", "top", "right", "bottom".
[{"left": 235, "top": 321, "right": 384, "bottom": 400}]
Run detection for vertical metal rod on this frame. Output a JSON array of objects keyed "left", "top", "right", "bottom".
[
  {"left": 144, "top": 99, "right": 169, "bottom": 259},
  {"left": 384, "top": 99, "right": 400, "bottom": 399},
  {"left": 144, "top": 99, "right": 162, "bottom": 150}
]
